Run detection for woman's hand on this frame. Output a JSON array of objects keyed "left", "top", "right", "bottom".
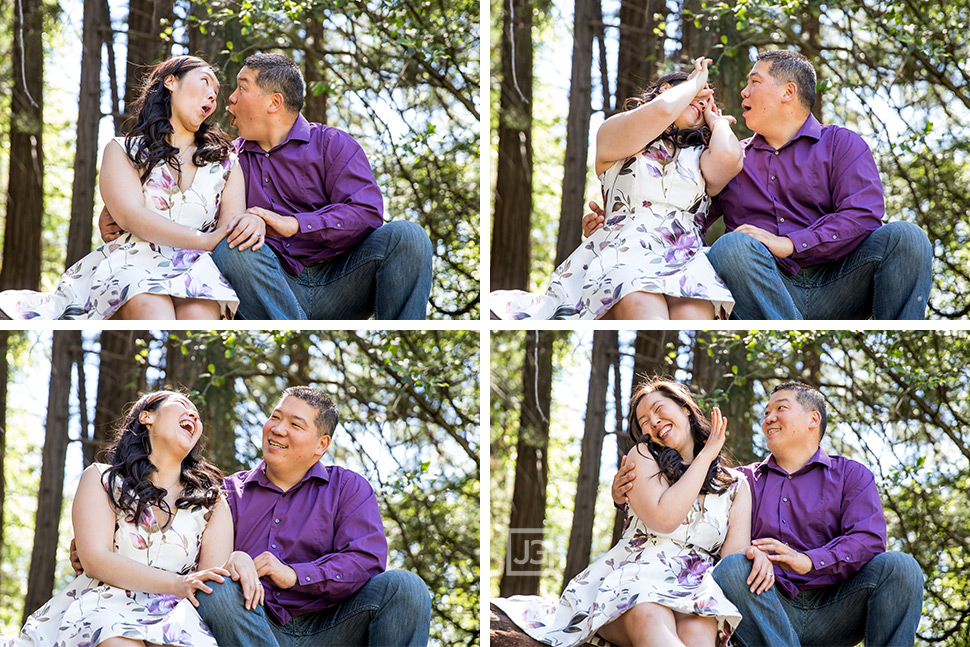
[
  {"left": 699, "top": 407, "right": 727, "bottom": 462},
  {"left": 224, "top": 551, "right": 264, "bottom": 610},
  {"left": 687, "top": 56, "right": 712, "bottom": 90},
  {"left": 200, "top": 223, "right": 232, "bottom": 251},
  {"left": 745, "top": 545, "right": 776, "bottom": 594},
  {"left": 173, "top": 567, "right": 230, "bottom": 607},
  {"left": 703, "top": 102, "right": 736, "bottom": 129}
]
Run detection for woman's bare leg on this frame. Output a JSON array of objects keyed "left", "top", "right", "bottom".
[
  {"left": 601, "top": 291, "right": 670, "bottom": 320},
  {"left": 173, "top": 297, "right": 222, "bottom": 320},
  {"left": 666, "top": 296, "right": 715, "bottom": 320},
  {"left": 111, "top": 294, "right": 177, "bottom": 320},
  {"left": 673, "top": 611, "right": 717, "bottom": 646},
  {"left": 97, "top": 638, "right": 146, "bottom": 647},
  {"left": 597, "top": 602, "right": 685, "bottom": 647}
]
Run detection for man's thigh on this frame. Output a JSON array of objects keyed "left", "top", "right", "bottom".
[
  {"left": 780, "top": 580, "right": 870, "bottom": 646},
  {"left": 785, "top": 258, "right": 875, "bottom": 319}
]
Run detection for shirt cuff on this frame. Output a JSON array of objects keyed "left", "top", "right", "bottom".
[
  {"left": 805, "top": 547, "right": 847, "bottom": 574},
  {"left": 785, "top": 229, "right": 819, "bottom": 258}
]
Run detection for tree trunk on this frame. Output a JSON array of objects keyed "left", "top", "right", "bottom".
[
  {"left": 491, "top": 0, "right": 533, "bottom": 290},
  {"left": 553, "top": 0, "right": 596, "bottom": 266},
  {"left": 66, "top": 0, "right": 106, "bottom": 267},
  {"left": 614, "top": 0, "right": 662, "bottom": 114},
  {"left": 86, "top": 331, "right": 150, "bottom": 467},
  {"left": 0, "top": 332, "right": 8, "bottom": 560},
  {"left": 1, "top": 0, "right": 44, "bottom": 291},
  {"left": 561, "top": 331, "right": 615, "bottom": 590},
  {"left": 304, "top": 16, "right": 328, "bottom": 125},
  {"left": 22, "top": 331, "right": 78, "bottom": 621},
  {"left": 500, "top": 331, "right": 555, "bottom": 596},
  {"left": 123, "top": 0, "right": 174, "bottom": 116}
]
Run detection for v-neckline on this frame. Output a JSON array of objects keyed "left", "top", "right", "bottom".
[
  {"left": 164, "top": 158, "right": 200, "bottom": 196},
  {"left": 149, "top": 504, "right": 178, "bottom": 534}
]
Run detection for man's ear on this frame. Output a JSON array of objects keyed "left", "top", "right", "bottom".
[
  {"left": 266, "top": 92, "right": 286, "bottom": 115},
  {"left": 316, "top": 434, "right": 332, "bottom": 457},
  {"left": 780, "top": 81, "right": 799, "bottom": 106}
]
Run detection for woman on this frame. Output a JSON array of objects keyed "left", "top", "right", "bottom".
[
  {"left": 491, "top": 57, "right": 741, "bottom": 320},
  {"left": 494, "top": 380, "right": 774, "bottom": 647},
  {"left": 0, "top": 56, "right": 265, "bottom": 320},
  {"left": 5, "top": 391, "right": 263, "bottom": 647}
]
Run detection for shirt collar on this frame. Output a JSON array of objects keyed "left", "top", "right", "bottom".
[
  {"left": 240, "top": 459, "right": 330, "bottom": 493},
  {"left": 747, "top": 113, "right": 822, "bottom": 151},
  {"left": 756, "top": 446, "right": 831, "bottom": 476},
  {"left": 237, "top": 114, "right": 312, "bottom": 154}
]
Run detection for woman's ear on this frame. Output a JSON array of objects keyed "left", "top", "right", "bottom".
[
  {"left": 163, "top": 74, "right": 178, "bottom": 93},
  {"left": 139, "top": 410, "right": 154, "bottom": 426}
]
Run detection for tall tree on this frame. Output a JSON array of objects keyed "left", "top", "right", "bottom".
[
  {"left": 561, "top": 330, "right": 615, "bottom": 589},
  {"left": 0, "top": 331, "right": 8, "bottom": 562},
  {"left": 304, "top": 15, "right": 328, "bottom": 125},
  {"left": 1, "top": 0, "right": 44, "bottom": 291},
  {"left": 500, "top": 331, "right": 555, "bottom": 596},
  {"left": 66, "top": 0, "right": 105, "bottom": 267},
  {"left": 123, "top": 0, "right": 174, "bottom": 117},
  {"left": 22, "top": 331, "right": 78, "bottom": 621},
  {"left": 491, "top": 0, "right": 533, "bottom": 291},
  {"left": 614, "top": 0, "right": 662, "bottom": 114},
  {"left": 553, "top": 0, "right": 596, "bottom": 265}
]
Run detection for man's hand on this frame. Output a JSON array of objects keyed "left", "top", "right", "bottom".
[
  {"left": 744, "top": 545, "right": 775, "bottom": 594},
  {"left": 225, "top": 550, "right": 265, "bottom": 610},
  {"left": 752, "top": 537, "right": 813, "bottom": 575},
  {"left": 99, "top": 207, "right": 126, "bottom": 243},
  {"left": 247, "top": 206, "right": 299, "bottom": 238},
  {"left": 69, "top": 538, "right": 83, "bottom": 575},
  {"left": 612, "top": 455, "right": 636, "bottom": 505},
  {"left": 734, "top": 224, "right": 795, "bottom": 258},
  {"left": 254, "top": 551, "right": 298, "bottom": 589},
  {"left": 583, "top": 201, "right": 606, "bottom": 238},
  {"left": 226, "top": 213, "right": 267, "bottom": 251}
]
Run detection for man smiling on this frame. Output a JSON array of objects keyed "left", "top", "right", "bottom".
[{"left": 195, "top": 386, "right": 431, "bottom": 646}]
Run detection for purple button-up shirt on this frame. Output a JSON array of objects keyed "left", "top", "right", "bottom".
[
  {"left": 739, "top": 448, "right": 886, "bottom": 598},
  {"left": 224, "top": 461, "right": 388, "bottom": 625},
  {"left": 708, "top": 115, "right": 885, "bottom": 275},
  {"left": 234, "top": 115, "right": 385, "bottom": 276}
]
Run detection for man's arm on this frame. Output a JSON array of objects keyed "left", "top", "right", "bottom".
[
  {"left": 257, "top": 473, "right": 387, "bottom": 604},
  {"left": 754, "top": 461, "right": 886, "bottom": 580}
]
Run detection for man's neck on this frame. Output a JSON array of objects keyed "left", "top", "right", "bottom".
[
  {"left": 771, "top": 444, "right": 819, "bottom": 475},
  {"left": 255, "top": 113, "right": 299, "bottom": 152},
  {"left": 759, "top": 112, "right": 811, "bottom": 150},
  {"left": 264, "top": 464, "right": 309, "bottom": 493}
]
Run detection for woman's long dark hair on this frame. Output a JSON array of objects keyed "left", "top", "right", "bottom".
[
  {"left": 627, "top": 379, "right": 735, "bottom": 495},
  {"left": 102, "top": 391, "right": 223, "bottom": 526},
  {"left": 624, "top": 72, "right": 713, "bottom": 150},
  {"left": 125, "top": 55, "right": 231, "bottom": 184}
]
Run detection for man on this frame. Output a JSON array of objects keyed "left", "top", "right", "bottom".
[
  {"left": 613, "top": 382, "right": 923, "bottom": 646},
  {"left": 585, "top": 50, "right": 932, "bottom": 319},
  {"left": 104, "top": 53, "right": 432, "bottom": 320},
  {"left": 194, "top": 386, "right": 432, "bottom": 646}
]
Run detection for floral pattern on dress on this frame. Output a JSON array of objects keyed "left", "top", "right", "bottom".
[
  {"left": 0, "top": 136, "right": 239, "bottom": 320},
  {"left": 3, "top": 464, "right": 218, "bottom": 647},
  {"left": 491, "top": 142, "right": 735, "bottom": 320},
  {"left": 493, "top": 470, "right": 746, "bottom": 647}
]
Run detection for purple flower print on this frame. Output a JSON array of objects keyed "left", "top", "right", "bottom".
[
  {"left": 679, "top": 273, "right": 710, "bottom": 299},
  {"left": 660, "top": 220, "right": 700, "bottom": 264},
  {"left": 171, "top": 248, "right": 204, "bottom": 269},
  {"left": 675, "top": 552, "right": 709, "bottom": 587},
  {"left": 146, "top": 594, "right": 181, "bottom": 615},
  {"left": 643, "top": 144, "right": 671, "bottom": 163}
]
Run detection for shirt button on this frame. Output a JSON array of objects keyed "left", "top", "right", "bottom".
[
  {"left": 787, "top": 475, "right": 792, "bottom": 479},
  {"left": 272, "top": 544, "right": 277, "bottom": 549},
  {"left": 264, "top": 177, "right": 269, "bottom": 183},
  {"left": 274, "top": 518, "right": 280, "bottom": 524},
  {"left": 336, "top": 223, "right": 342, "bottom": 228},
  {"left": 782, "top": 519, "right": 787, "bottom": 524},
  {"left": 335, "top": 575, "right": 341, "bottom": 580},
  {"left": 305, "top": 576, "right": 311, "bottom": 582},
  {"left": 774, "top": 151, "right": 779, "bottom": 155},
  {"left": 770, "top": 175, "right": 776, "bottom": 180},
  {"left": 820, "top": 560, "right": 826, "bottom": 566},
  {"left": 779, "top": 218, "right": 785, "bottom": 223},
  {"left": 307, "top": 224, "right": 313, "bottom": 230},
  {"left": 832, "top": 234, "right": 837, "bottom": 239},
  {"left": 264, "top": 153, "right": 270, "bottom": 157},
  {"left": 783, "top": 497, "right": 788, "bottom": 502},
  {"left": 801, "top": 243, "right": 807, "bottom": 248}
]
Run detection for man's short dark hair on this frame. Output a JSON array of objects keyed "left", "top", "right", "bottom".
[
  {"left": 281, "top": 385, "right": 338, "bottom": 437},
  {"left": 242, "top": 52, "right": 305, "bottom": 114},
  {"left": 758, "top": 49, "right": 817, "bottom": 112},
  {"left": 772, "top": 381, "right": 827, "bottom": 438}
]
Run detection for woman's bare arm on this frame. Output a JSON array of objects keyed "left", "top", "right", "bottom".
[
  {"left": 197, "top": 495, "right": 233, "bottom": 570},
  {"left": 699, "top": 104, "right": 744, "bottom": 196}
]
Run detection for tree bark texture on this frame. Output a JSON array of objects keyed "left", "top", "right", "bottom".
[
  {"left": 304, "top": 16, "right": 328, "bottom": 125},
  {"left": 614, "top": 0, "right": 662, "bottom": 114},
  {"left": 86, "top": 331, "right": 149, "bottom": 467},
  {"left": 491, "top": 0, "right": 533, "bottom": 291},
  {"left": 1, "top": 0, "right": 45, "bottom": 291},
  {"left": 123, "top": 0, "right": 174, "bottom": 116},
  {"left": 0, "top": 332, "right": 8, "bottom": 559},
  {"left": 22, "top": 331, "right": 78, "bottom": 621},
  {"left": 500, "top": 331, "right": 555, "bottom": 597},
  {"left": 553, "top": 0, "right": 596, "bottom": 267},
  {"left": 561, "top": 330, "right": 616, "bottom": 590}
]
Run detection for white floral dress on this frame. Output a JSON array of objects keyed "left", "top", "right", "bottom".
[
  {"left": 493, "top": 470, "right": 745, "bottom": 647},
  {"left": 491, "top": 142, "right": 735, "bottom": 319},
  {"left": 0, "top": 136, "right": 239, "bottom": 320},
  {"left": 4, "top": 464, "right": 218, "bottom": 647}
]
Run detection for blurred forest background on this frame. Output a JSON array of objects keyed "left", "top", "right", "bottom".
[
  {"left": 491, "top": 329, "right": 970, "bottom": 646},
  {"left": 490, "top": 0, "right": 970, "bottom": 318},
  {"left": 0, "top": 0, "right": 480, "bottom": 319},
  {"left": 0, "top": 329, "right": 480, "bottom": 646}
]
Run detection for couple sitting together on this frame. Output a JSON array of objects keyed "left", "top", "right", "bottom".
[
  {"left": 491, "top": 49, "right": 932, "bottom": 320},
  {"left": 0, "top": 53, "right": 432, "bottom": 321},
  {"left": 494, "top": 380, "right": 924, "bottom": 647},
  {"left": 5, "top": 386, "right": 431, "bottom": 647}
]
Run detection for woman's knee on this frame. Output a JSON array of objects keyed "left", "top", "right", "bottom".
[{"left": 97, "top": 638, "right": 145, "bottom": 647}]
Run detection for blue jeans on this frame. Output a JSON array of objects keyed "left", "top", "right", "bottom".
[
  {"left": 712, "top": 552, "right": 923, "bottom": 647},
  {"left": 707, "top": 222, "right": 932, "bottom": 319},
  {"left": 196, "top": 569, "right": 432, "bottom": 647},
  {"left": 213, "top": 221, "right": 433, "bottom": 320}
]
